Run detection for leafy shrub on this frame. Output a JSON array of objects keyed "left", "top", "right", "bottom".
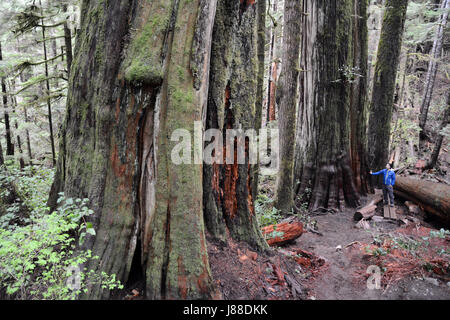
[
  {"left": 0, "top": 166, "right": 123, "bottom": 300},
  {"left": 255, "top": 194, "right": 282, "bottom": 227}
]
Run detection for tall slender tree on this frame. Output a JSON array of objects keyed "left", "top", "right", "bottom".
[
  {"left": 275, "top": 0, "right": 302, "bottom": 214},
  {"left": 419, "top": 0, "right": 449, "bottom": 145},
  {"left": 368, "top": 0, "right": 408, "bottom": 175},
  {"left": 426, "top": 91, "right": 449, "bottom": 169},
  {"left": 39, "top": 0, "right": 56, "bottom": 166},
  {"left": 0, "top": 42, "right": 14, "bottom": 156}
]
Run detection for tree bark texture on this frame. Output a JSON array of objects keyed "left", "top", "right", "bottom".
[
  {"left": 49, "top": 0, "right": 219, "bottom": 299},
  {"left": 275, "top": 0, "right": 302, "bottom": 214},
  {"left": 368, "top": 0, "right": 408, "bottom": 174},
  {"left": 203, "top": 0, "right": 267, "bottom": 250},
  {"left": 350, "top": 0, "right": 372, "bottom": 195},
  {"left": 394, "top": 176, "right": 450, "bottom": 226},
  {"left": 294, "top": 0, "right": 360, "bottom": 210}
]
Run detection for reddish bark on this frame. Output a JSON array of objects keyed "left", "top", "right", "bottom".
[{"left": 262, "top": 221, "right": 304, "bottom": 246}]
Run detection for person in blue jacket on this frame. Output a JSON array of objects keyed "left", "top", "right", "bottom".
[{"left": 370, "top": 163, "right": 396, "bottom": 207}]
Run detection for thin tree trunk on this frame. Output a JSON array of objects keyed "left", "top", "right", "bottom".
[
  {"left": 368, "top": 0, "right": 408, "bottom": 178},
  {"left": 426, "top": 91, "right": 450, "bottom": 169},
  {"left": 266, "top": 0, "right": 279, "bottom": 123},
  {"left": 0, "top": 42, "right": 14, "bottom": 156},
  {"left": 9, "top": 80, "right": 25, "bottom": 169},
  {"left": 275, "top": 0, "right": 302, "bottom": 214},
  {"left": 23, "top": 106, "right": 32, "bottom": 165},
  {"left": 0, "top": 138, "right": 3, "bottom": 166},
  {"left": 419, "top": 0, "right": 449, "bottom": 145},
  {"left": 39, "top": 1, "right": 56, "bottom": 166},
  {"left": 63, "top": 4, "right": 73, "bottom": 75}
]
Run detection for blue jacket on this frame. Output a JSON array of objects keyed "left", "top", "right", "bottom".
[{"left": 371, "top": 169, "right": 396, "bottom": 186}]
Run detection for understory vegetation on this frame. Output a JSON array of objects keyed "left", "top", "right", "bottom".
[{"left": 0, "top": 162, "right": 123, "bottom": 299}]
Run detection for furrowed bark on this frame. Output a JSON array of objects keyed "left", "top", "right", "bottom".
[
  {"left": 275, "top": 0, "right": 302, "bottom": 214},
  {"left": 203, "top": 0, "right": 267, "bottom": 250},
  {"left": 49, "top": 0, "right": 216, "bottom": 299},
  {"left": 350, "top": 0, "right": 372, "bottom": 195},
  {"left": 368, "top": 0, "right": 408, "bottom": 176},
  {"left": 294, "top": 0, "right": 360, "bottom": 211}
]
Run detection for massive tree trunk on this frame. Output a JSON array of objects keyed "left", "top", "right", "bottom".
[
  {"left": 294, "top": 0, "right": 360, "bottom": 211},
  {"left": 202, "top": 0, "right": 267, "bottom": 250},
  {"left": 350, "top": 0, "right": 372, "bottom": 195},
  {"left": 275, "top": 0, "right": 302, "bottom": 214},
  {"left": 49, "top": 0, "right": 220, "bottom": 300},
  {"left": 419, "top": 0, "right": 449, "bottom": 145},
  {"left": 367, "top": 0, "right": 408, "bottom": 176}
]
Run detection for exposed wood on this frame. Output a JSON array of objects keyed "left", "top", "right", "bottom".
[
  {"left": 354, "top": 204, "right": 378, "bottom": 221},
  {"left": 394, "top": 176, "right": 450, "bottom": 225},
  {"left": 262, "top": 220, "right": 304, "bottom": 246},
  {"left": 354, "top": 192, "right": 383, "bottom": 221}
]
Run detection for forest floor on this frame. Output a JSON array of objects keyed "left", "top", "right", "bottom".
[
  {"left": 205, "top": 153, "right": 450, "bottom": 301},
  {"left": 207, "top": 193, "right": 450, "bottom": 300}
]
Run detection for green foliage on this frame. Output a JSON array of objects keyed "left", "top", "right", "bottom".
[
  {"left": 255, "top": 194, "right": 282, "bottom": 227},
  {"left": 264, "top": 225, "right": 285, "bottom": 241},
  {"left": 0, "top": 166, "right": 123, "bottom": 300}
]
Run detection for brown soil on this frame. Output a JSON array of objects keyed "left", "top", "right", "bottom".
[{"left": 207, "top": 192, "right": 450, "bottom": 300}]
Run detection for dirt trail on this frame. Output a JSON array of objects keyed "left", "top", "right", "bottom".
[{"left": 292, "top": 195, "right": 450, "bottom": 300}]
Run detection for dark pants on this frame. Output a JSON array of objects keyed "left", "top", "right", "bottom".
[{"left": 382, "top": 184, "right": 394, "bottom": 206}]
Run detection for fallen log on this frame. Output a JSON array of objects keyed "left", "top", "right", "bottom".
[
  {"left": 404, "top": 201, "right": 424, "bottom": 216},
  {"left": 353, "top": 192, "right": 383, "bottom": 221},
  {"left": 262, "top": 221, "right": 304, "bottom": 246},
  {"left": 394, "top": 176, "right": 450, "bottom": 226}
]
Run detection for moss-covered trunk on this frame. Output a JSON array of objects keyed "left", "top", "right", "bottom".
[
  {"left": 49, "top": 0, "right": 217, "bottom": 300},
  {"left": 367, "top": 0, "right": 408, "bottom": 175},
  {"left": 294, "top": 0, "right": 360, "bottom": 211},
  {"left": 275, "top": 0, "right": 302, "bottom": 214},
  {"left": 350, "top": 0, "right": 372, "bottom": 195},
  {"left": 203, "top": 0, "right": 267, "bottom": 250}
]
